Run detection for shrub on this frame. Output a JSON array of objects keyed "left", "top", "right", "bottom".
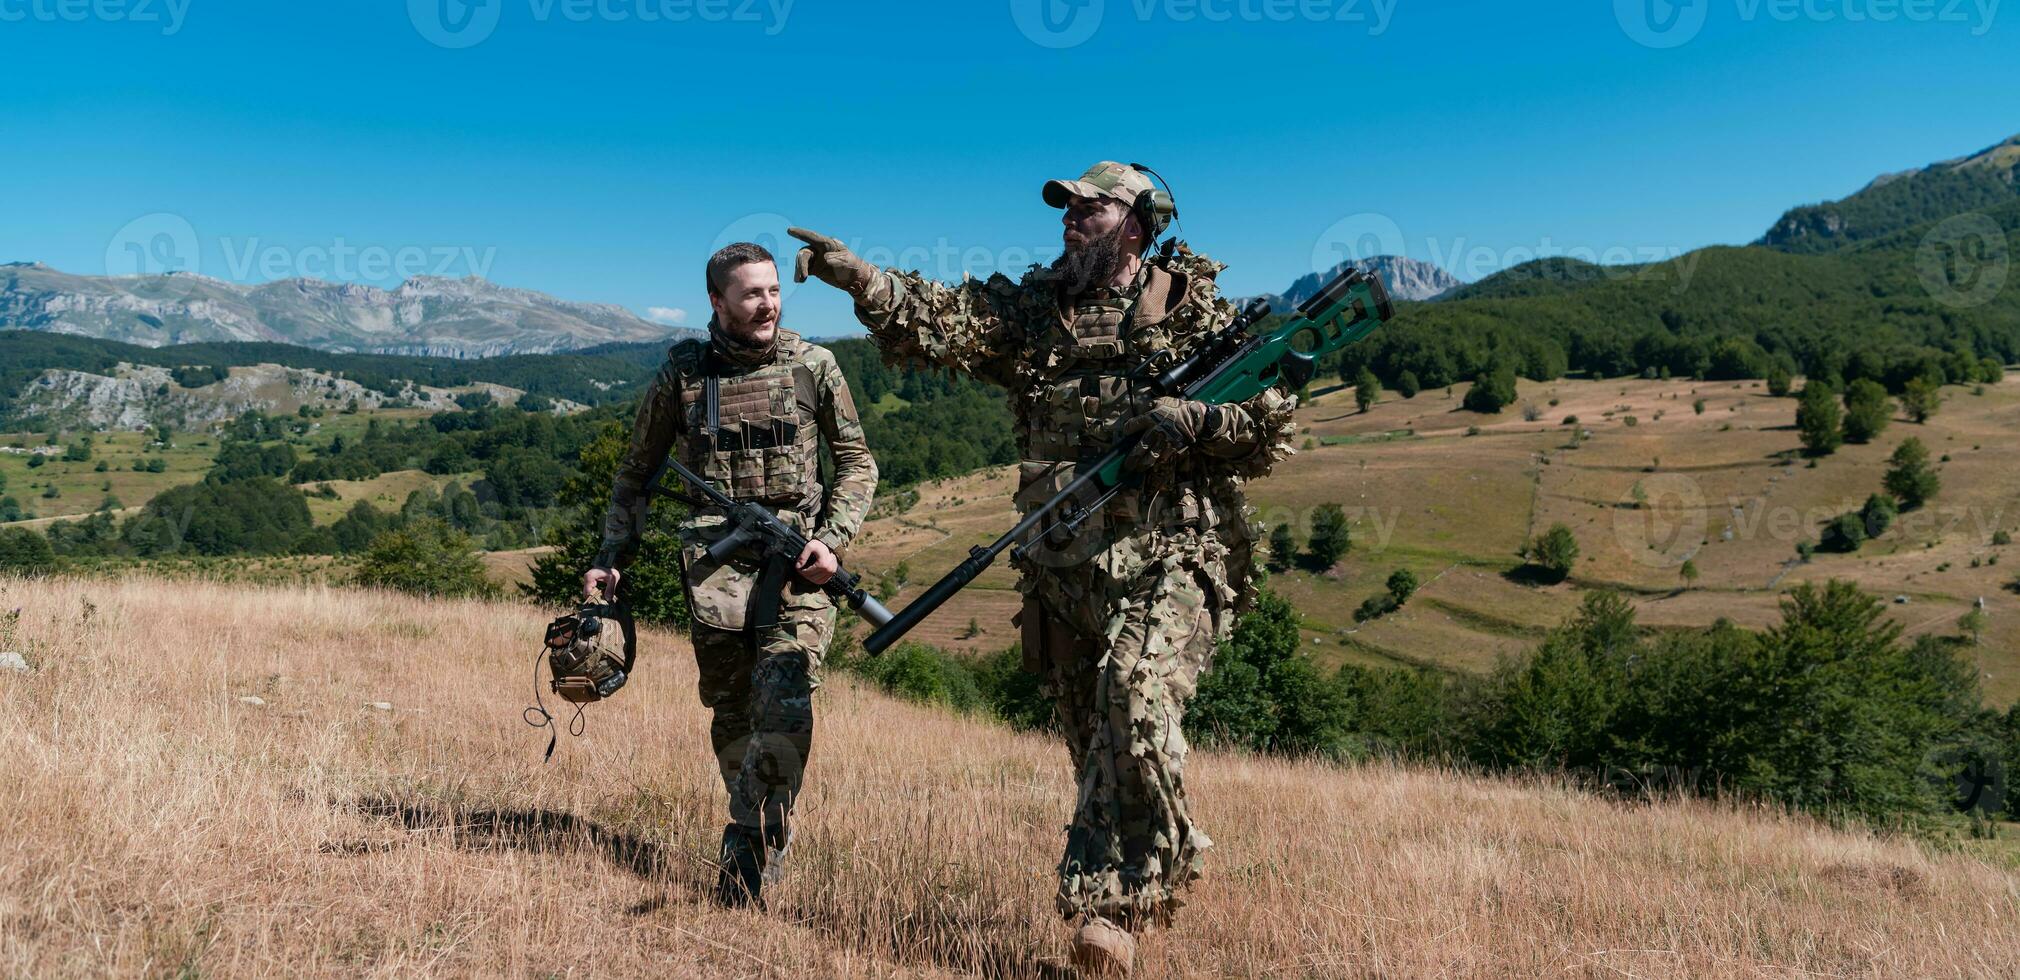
[
  {"left": 1821, "top": 512, "right": 1867, "bottom": 553},
  {"left": 1353, "top": 366, "right": 1381, "bottom": 413},
  {"left": 1386, "top": 568, "right": 1418, "bottom": 605},
  {"left": 1355, "top": 594, "right": 1398, "bottom": 622},
  {"left": 1520, "top": 524, "right": 1579, "bottom": 583},
  {"left": 1394, "top": 370, "right": 1420, "bottom": 398},
  {"left": 1462, "top": 367, "right": 1517, "bottom": 414},
  {"left": 1766, "top": 365, "right": 1792, "bottom": 396},
  {"left": 1900, "top": 376, "right": 1940, "bottom": 423},
  {"left": 1460, "top": 582, "right": 1983, "bottom": 823},
  {"left": 0, "top": 527, "right": 57, "bottom": 575},
  {"left": 354, "top": 518, "right": 497, "bottom": 599}
]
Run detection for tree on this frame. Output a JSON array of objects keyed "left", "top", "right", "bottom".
[
  {"left": 1766, "top": 364, "right": 1793, "bottom": 397},
  {"left": 1188, "top": 589, "right": 1353, "bottom": 758},
  {"left": 0, "top": 527, "right": 57, "bottom": 575},
  {"left": 1521, "top": 524, "right": 1579, "bottom": 583},
  {"left": 1679, "top": 559, "right": 1699, "bottom": 589},
  {"left": 1883, "top": 437, "right": 1939, "bottom": 509},
  {"left": 1821, "top": 512, "right": 1866, "bottom": 553},
  {"left": 122, "top": 477, "right": 311, "bottom": 556},
  {"left": 1353, "top": 367, "right": 1381, "bottom": 413},
  {"left": 1860, "top": 493, "right": 1897, "bottom": 537},
  {"left": 525, "top": 423, "right": 690, "bottom": 627},
  {"left": 1386, "top": 568, "right": 1418, "bottom": 605},
  {"left": 1462, "top": 367, "right": 1518, "bottom": 414},
  {"left": 1307, "top": 504, "right": 1351, "bottom": 569},
  {"left": 354, "top": 518, "right": 496, "bottom": 599},
  {"left": 1899, "top": 376, "right": 1940, "bottom": 423},
  {"left": 1795, "top": 383, "right": 1842, "bottom": 456},
  {"left": 1840, "top": 378, "right": 1892, "bottom": 444},
  {"left": 1267, "top": 522, "right": 1298, "bottom": 572},
  {"left": 1395, "top": 370, "right": 1421, "bottom": 398},
  {"left": 1958, "top": 607, "right": 1987, "bottom": 646}
]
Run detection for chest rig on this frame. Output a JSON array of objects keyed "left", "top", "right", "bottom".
[
  {"left": 670, "top": 333, "right": 822, "bottom": 510},
  {"left": 1014, "top": 264, "right": 1213, "bottom": 541},
  {"left": 1021, "top": 275, "right": 1183, "bottom": 463}
]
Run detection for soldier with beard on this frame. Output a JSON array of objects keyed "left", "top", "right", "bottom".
[
  {"left": 584, "top": 242, "right": 877, "bottom": 908},
  {"left": 790, "top": 163, "right": 1294, "bottom": 976}
]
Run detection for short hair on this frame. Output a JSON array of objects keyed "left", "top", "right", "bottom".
[{"left": 706, "top": 242, "right": 775, "bottom": 298}]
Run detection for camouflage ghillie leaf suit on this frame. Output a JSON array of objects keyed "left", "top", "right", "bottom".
[
  {"left": 852, "top": 247, "right": 1295, "bottom": 925},
  {"left": 598, "top": 325, "right": 877, "bottom": 843}
]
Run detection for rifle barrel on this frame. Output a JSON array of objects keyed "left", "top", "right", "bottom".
[{"left": 863, "top": 441, "right": 1130, "bottom": 655}]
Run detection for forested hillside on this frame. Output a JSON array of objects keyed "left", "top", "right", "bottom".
[{"left": 1330, "top": 199, "right": 2018, "bottom": 395}]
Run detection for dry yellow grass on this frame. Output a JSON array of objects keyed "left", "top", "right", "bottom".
[{"left": 3, "top": 574, "right": 2019, "bottom": 977}]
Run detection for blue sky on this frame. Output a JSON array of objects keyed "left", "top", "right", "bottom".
[{"left": 1, "top": 0, "right": 2013, "bottom": 335}]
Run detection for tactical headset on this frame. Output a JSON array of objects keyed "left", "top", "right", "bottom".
[
  {"left": 1127, "top": 162, "right": 1179, "bottom": 245},
  {"left": 524, "top": 595, "right": 637, "bottom": 761}
]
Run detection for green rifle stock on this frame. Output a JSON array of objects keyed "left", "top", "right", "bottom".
[{"left": 862, "top": 265, "right": 1394, "bottom": 655}]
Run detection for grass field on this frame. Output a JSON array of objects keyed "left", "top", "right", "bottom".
[
  {"left": 851, "top": 374, "right": 2020, "bottom": 704},
  {"left": 3, "top": 575, "right": 2017, "bottom": 977},
  {"left": 0, "top": 430, "right": 216, "bottom": 522}
]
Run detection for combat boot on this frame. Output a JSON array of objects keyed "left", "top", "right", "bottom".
[
  {"left": 1070, "top": 915, "right": 1134, "bottom": 977},
  {"left": 714, "top": 824, "right": 764, "bottom": 908}
]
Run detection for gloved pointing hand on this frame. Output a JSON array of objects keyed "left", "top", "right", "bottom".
[{"left": 789, "top": 227, "right": 885, "bottom": 302}]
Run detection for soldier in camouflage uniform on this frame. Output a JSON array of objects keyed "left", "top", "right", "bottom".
[
  {"left": 791, "top": 162, "right": 1294, "bottom": 975},
  {"left": 584, "top": 242, "right": 878, "bottom": 908}
]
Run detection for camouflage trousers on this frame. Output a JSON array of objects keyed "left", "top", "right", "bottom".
[
  {"left": 1018, "top": 527, "right": 1230, "bottom": 926},
  {"left": 688, "top": 558, "right": 835, "bottom": 840}
]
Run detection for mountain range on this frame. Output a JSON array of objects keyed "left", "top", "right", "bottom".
[
  {"left": 0, "top": 263, "right": 690, "bottom": 358},
  {"left": 1248, "top": 255, "right": 1466, "bottom": 310},
  {"left": 1757, "top": 134, "right": 2020, "bottom": 253}
]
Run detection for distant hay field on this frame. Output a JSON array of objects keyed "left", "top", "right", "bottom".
[{"left": 3, "top": 575, "right": 2018, "bottom": 977}]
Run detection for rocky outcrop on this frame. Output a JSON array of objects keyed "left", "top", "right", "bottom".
[{"left": 13, "top": 362, "right": 583, "bottom": 431}]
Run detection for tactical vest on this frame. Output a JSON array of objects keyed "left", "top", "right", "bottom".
[
  {"left": 670, "top": 332, "right": 823, "bottom": 510},
  {"left": 1015, "top": 269, "right": 1220, "bottom": 535},
  {"left": 1023, "top": 287, "right": 1149, "bottom": 463}
]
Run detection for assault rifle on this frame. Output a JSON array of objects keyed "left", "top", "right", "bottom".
[
  {"left": 649, "top": 457, "right": 895, "bottom": 628},
  {"left": 862, "top": 265, "right": 1394, "bottom": 655}
]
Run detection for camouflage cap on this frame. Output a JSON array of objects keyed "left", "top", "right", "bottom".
[{"left": 1042, "top": 161, "right": 1154, "bottom": 209}]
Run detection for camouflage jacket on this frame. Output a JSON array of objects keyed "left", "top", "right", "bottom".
[
  {"left": 851, "top": 244, "right": 1295, "bottom": 544},
  {"left": 595, "top": 328, "right": 877, "bottom": 570}
]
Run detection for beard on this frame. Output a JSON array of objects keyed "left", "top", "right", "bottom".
[
  {"left": 712, "top": 306, "right": 781, "bottom": 365},
  {"left": 1051, "top": 223, "right": 1131, "bottom": 295}
]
